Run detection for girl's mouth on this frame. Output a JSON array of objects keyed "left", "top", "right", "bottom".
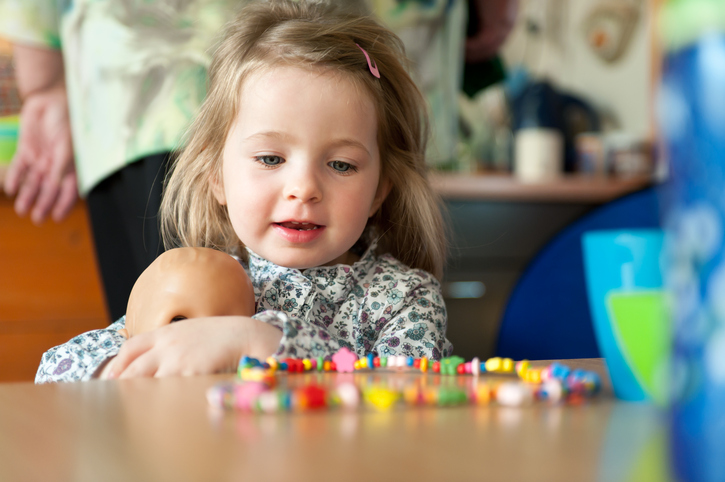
[
  {"left": 273, "top": 222, "right": 326, "bottom": 244},
  {"left": 275, "top": 221, "right": 321, "bottom": 231}
]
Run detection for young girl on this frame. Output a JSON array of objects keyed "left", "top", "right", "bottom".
[{"left": 36, "top": 0, "right": 452, "bottom": 383}]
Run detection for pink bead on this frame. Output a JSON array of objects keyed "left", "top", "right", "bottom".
[
  {"left": 332, "top": 347, "right": 357, "bottom": 373},
  {"left": 310, "top": 359, "right": 317, "bottom": 370},
  {"left": 464, "top": 362, "right": 472, "bottom": 374}
]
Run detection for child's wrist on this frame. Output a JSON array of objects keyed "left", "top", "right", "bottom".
[
  {"left": 94, "top": 356, "right": 116, "bottom": 379},
  {"left": 245, "top": 318, "right": 283, "bottom": 360}
]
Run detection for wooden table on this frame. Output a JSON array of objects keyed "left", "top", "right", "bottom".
[{"left": 0, "top": 359, "right": 671, "bottom": 482}]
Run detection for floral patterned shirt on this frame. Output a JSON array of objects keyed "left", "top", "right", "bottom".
[{"left": 36, "top": 242, "right": 452, "bottom": 383}]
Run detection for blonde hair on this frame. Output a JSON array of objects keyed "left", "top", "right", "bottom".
[{"left": 160, "top": 0, "right": 447, "bottom": 278}]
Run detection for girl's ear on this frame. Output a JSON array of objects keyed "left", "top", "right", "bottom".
[
  {"left": 210, "top": 174, "right": 227, "bottom": 206},
  {"left": 369, "top": 177, "right": 392, "bottom": 218}
]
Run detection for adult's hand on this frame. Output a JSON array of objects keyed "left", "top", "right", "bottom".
[
  {"left": 466, "top": 0, "right": 519, "bottom": 63},
  {"left": 4, "top": 84, "right": 77, "bottom": 224}
]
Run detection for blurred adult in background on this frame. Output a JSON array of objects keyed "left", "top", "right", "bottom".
[
  {"left": 464, "top": 0, "right": 519, "bottom": 97},
  {"left": 0, "top": 0, "right": 244, "bottom": 321},
  {"left": 0, "top": 0, "right": 516, "bottom": 322}
]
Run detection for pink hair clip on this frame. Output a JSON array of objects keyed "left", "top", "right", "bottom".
[{"left": 356, "top": 43, "right": 380, "bottom": 79}]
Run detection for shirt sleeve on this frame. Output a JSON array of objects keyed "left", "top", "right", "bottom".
[
  {"left": 35, "top": 317, "right": 127, "bottom": 384},
  {"left": 252, "top": 310, "right": 345, "bottom": 359},
  {"left": 252, "top": 271, "right": 453, "bottom": 361},
  {"left": 373, "top": 274, "right": 453, "bottom": 360},
  {"left": 0, "top": 0, "right": 61, "bottom": 49}
]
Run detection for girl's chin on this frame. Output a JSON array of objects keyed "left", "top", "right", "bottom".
[{"left": 262, "top": 250, "right": 353, "bottom": 269}]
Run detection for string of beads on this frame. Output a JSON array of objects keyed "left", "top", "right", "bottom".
[{"left": 207, "top": 348, "right": 602, "bottom": 413}]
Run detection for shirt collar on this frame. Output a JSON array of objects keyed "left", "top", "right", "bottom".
[{"left": 246, "top": 239, "right": 379, "bottom": 291}]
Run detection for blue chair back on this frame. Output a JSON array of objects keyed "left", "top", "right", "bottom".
[{"left": 495, "top": 186, "right": 662, "bottom": 360}]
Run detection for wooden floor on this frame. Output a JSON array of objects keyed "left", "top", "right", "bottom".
[{"left": 0, "top": 198, "right": 109, "bottom": 382}]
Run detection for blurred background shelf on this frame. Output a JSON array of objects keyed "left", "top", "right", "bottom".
[{"left": 431, "top": 172, "right": 654, "bottom": 203}]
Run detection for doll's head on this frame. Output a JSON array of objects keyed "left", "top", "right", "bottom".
[
  {"left": 160, "top": 0, "right": 447, "bottom": 278},
  {"left": 120, "top": 247, "right": 255, "bottom": 338}
]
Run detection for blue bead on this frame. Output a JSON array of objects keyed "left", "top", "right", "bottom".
[
  {"left": 550, "top": 362, "right": 570, "bottom": 380},
  {"left": 279, "top": 362, "right": 289, "bottom": 371},
  {"left": 406, "top": 357, "right": 415, "bottom": 367},
  {"left": 367, "top": 353, "right": 375, "bottom": 370}
]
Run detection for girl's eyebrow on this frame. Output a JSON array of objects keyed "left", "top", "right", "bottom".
[
  {"left": 245, "top": 131, "right": 294, "bottom": 143},
  {"left": 245, "top": 131, "right": 372, "bottom": 158}
]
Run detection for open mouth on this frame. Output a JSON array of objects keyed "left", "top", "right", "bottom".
[{"left": 275, "top": 221, "right": 322, "bottom": 231}]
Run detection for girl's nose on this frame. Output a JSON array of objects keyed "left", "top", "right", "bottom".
[{"left": 283, "top": 166, "right": 322, "bottom": 203}]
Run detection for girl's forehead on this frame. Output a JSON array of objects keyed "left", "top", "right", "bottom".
[
  {"left": 230, "top": 64, "right": 379, "bottom": 149},
  {"left": 240, "top": 64, "right": 373, "bottom": 104}
]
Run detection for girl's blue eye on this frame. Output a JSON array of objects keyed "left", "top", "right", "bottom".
[
  {"left": 257, "top": 155, "right": 284, "bottom": 166},
  {"left": 330, "top": 160, "right": 355, "bottom": 173}
]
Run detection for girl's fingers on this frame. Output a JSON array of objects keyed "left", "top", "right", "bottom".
[
  {"left": 117, "top": 354, "right": 160, "bottom": 379},
  {"left": 108, "top": 334, "right": 155, "bottom": 378}
]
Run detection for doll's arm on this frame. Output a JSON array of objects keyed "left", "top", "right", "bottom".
[{"left": 35, "top": 317, "right": 127, "bottom": 383}]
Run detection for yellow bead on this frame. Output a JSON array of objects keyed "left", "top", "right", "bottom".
[
  {"left": 365, "top": 387, "right": 399, "bottom": 411},
  {"left": 485, "top": 357, "right": 502, "bottom": 372},
  {"left": 502, "top": 358, "right": 514, "bottom": 373},
  {"left": 359, "top": 357, "right": 368, "bottom": 369},
  {"left": 420, "top": 357, "right": 429, "bottom": 373},
  {"left": 302, "top": 359, "right": 312, "bottom": 371},
  {"left": 524, "top": 369, "right": 542, "bottom": 383},
  {"left": 266, "top": 357, "right": 278, "bottom": 371},
  {"left": 354, "top": 360, "right": 361, "bottom": 370},
  {"left": 515, "top": 360, "right": 530, "bottom": 377}
]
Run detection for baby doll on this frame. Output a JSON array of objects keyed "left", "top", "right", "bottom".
[{"left": 118, "top": 247, "right": 256, "bottom": 339}]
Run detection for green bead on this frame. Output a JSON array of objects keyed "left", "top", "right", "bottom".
[
  {"left": 380, "top": 357, "right": 388, "bottom": 367},
  {"left": 440, "top": 356, "right": 465, "bottom": 375}
]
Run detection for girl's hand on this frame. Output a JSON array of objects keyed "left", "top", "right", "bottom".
[{"left": 106, "top": 316, "right": 282, "bottom": 379}]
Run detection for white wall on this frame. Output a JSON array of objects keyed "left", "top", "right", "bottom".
[{"left": 501, "top": 0, "right": 654, "bottom": 139}]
